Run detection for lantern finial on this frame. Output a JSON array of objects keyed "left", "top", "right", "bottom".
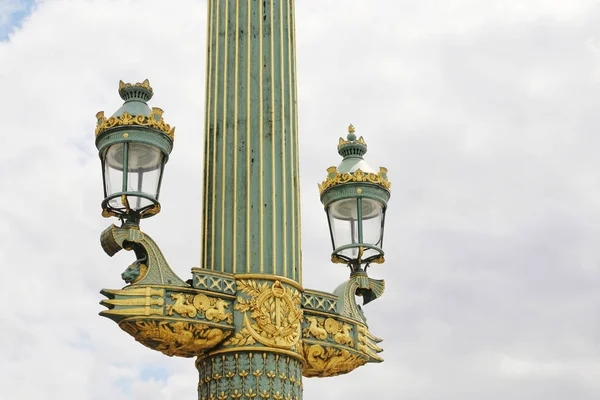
[{"left": 347, "top": 124, "right": 357, "bottom": 141}]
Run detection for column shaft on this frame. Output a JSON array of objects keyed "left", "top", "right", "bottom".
[{"left": 202, "top": 0, "right": 302, "bottom": 283}]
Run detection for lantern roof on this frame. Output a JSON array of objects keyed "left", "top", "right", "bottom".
[
  {"left": 318, "top": 125, "right": 391, "bottom": 196},
  {"left": 111, "top": 79, "right": 153, "bottom": 118},
  {"left": 94, "top": 79, "right": 175, "bottom": 140},
  {"left": 336, "top": 124, "right": 377, "bottom": 174}
]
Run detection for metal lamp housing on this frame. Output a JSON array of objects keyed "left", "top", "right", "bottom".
[
  {"left": 319, "top": 127, "right": 391, "bottom": 267},
  {"left": 95, "top": 80, "right": 174, "bottom": 222}
]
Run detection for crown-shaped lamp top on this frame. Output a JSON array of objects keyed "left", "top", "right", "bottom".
[
  {"left": 337, "top": 124, "right": 367, "bottom": 158},
  {"left": 335, "top": 124, "right": 375, "bottom": 174},
  {"left": 318, "top": 124, "right": 390, "bottom": 195},
  {"left": 118, "top": 79, "right": 154, "bottom": 102},
  {"left": 95, "top": 79, "right": 175, "bottom": 140}
]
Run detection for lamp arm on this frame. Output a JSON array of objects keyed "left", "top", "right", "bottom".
[
  {"left": 100, "top": 224, "right": 189, "bottom": 287},
  {"left": 333, "top": 275, "right": 385, "bottom": 322}
]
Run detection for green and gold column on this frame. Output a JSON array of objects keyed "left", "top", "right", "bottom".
[
  {"left": 199, "top": 0, "right": 303, "bottom": 398},
  {"left": 95, "top": 2, "right": 386, "bottom": 399},
  {"left": 202, "top": 0, "right": 301, "bottom": 282}
]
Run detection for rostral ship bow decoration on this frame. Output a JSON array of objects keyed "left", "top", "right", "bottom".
[{"left": 95, "top": 4, "right": 391, "bottom": 399}]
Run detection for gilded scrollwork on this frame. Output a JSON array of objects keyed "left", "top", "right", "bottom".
[
  {"left": 318, "top": 167, "right": 391, "bottom": 194},
  {"left": 120, "top": 319, "right": 232, "bottom": 357},
  {"left": 302, "top": 343, "right": 367, "bottom": 378},
  {"left": 95, "top": 110, "right": 175, "bottom": 139},
  {"left": 224, "top": 280, "right": 303, "bottom": 350}
]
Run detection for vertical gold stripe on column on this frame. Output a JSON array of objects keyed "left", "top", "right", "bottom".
[
  {"left": 291, "top": 0, "right": 301, "bottom": 284},
  {"left": 221, "top": 0, "right": 229, "bottom": 273},
  {"left": 279, "top": 0, "right": 287, "bottom": 278},
  {"left": 286, "top": 0, "right": 295, "bottom": 281},
  {"left": 270, "top": 0, "right": 276, "bottom": 275},
  {"left": 211, "top": 0, "right": 221, "bottom": 271},
  {"left": 259, "top": 0, "right": 264, "bottom": 273},
  {"left": 233, "top": 0, "right": 240, "bottom": 274},
  {"left": 203, "top": 0, "right": 214, "bottom": 269},
  {"left": 246, "top": 0, "right": 252, "bottom": 273}
]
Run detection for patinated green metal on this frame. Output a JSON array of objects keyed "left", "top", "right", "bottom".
[
  {"left": 201, "top": 0, "right": 301, "bottom": 282},
  {"left": 95, "top": 1, "right": 388, "bottom": 398},
  {"left": 320, "top": 182, "right": 391, "bottom": 210},
  {"left": 319, "top": 128, "right": 391, "bottom": 267},
  {"left": 95, "top": 80, "right": 174, "bottom": 222}
]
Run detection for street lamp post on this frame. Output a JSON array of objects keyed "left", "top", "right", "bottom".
[{"left": 94, "top": 2, "right": 391, "bottom": 399}]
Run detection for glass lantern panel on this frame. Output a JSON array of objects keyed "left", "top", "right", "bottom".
[
  {"left": 361, "top": 198, "right": 384, "bottom": 245},
  {"left": 103, "top": 143, "right": 125, "bottom": 207},
  {"left": 328, "top": 198, "right": 360, "bottom": 259},
  {"left": 360, "top": 198, "right": 384, "bottom": 260},
  {"left": 126, "top": 143, "right": 164, "bottom": 210}
]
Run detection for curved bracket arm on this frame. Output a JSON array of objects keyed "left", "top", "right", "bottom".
[
  {"left": 333, "top": 275, "right": 384, "bottom": 323},
  {"left": 100, "top": 224, "right": 188, "bottom": 287}
]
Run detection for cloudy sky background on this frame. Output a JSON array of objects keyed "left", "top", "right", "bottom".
[{"left": 2, "top": 0, "right": 600, "bottom": 398}]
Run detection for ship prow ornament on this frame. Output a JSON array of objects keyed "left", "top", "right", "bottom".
[{"left": 94, "top": 3, "right": 392, "bottom": 398}]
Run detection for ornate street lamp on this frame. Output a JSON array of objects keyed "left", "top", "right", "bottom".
[
  {"left": 94, "top": 3, "right": 392, "bottom": 398},
  {"left": 95, "top": 79, "right": 174, "bottom": 227},
  {"left": 319, "top": 124, "right": 391, "bottom": 284}
]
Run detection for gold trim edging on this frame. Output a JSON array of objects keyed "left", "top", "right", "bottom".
[
  {"left": 95, "top": 111, "right": 175, "bottom": 139},
  {"left": 200, "top": 346, "right": 305, "bottom": 364},
  {"left": 234, "top": 273, "right": 304, "bottom": 292},
  {"left": 319, "top": 168, "right": 391, "bottom": 195}
]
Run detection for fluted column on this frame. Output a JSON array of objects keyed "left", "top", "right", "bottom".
[{"left": 201, "top": 0, "right": 302, "bottom": 283}]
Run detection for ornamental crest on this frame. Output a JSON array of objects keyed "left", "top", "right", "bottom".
[{"left": 227, "top": 280, "right": 302, "bottom": 349}]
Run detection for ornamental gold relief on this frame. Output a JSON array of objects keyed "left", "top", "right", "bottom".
[
  {"left": 302, "top": 343, "right": 367, "bottom": 378},
  {"left": 303, "top": 316, "right": 354, "bottom": 347},
  {"left": 224, "top": 280, "right": 303, "bottom": 351},
  {"left": 95, "top": 110, "right": 175, "bottom": 139},
  {"left": 166, "top": 292, "right": 233, "bottom": 324},
  {"left": 318, "top": 168, "right": 391, "bottom": 194},
  {"left": 120, "top": 319, "right": 232, "bottom": 358}
]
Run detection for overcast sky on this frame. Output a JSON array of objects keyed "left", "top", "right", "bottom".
[{"left": 2, "top": 0, "right": 600, "bottom": 399}]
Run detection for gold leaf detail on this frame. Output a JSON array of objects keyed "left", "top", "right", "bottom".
[
  {"left": 232, "top": 280, "right": 303, "bottom": 349},
  {"left": 318, "top": 167, "right": 391, "bottom": 194},
  {"left": 119, "top": 319, "right": 231, "bottom": 357},
  {"left": 302, "top": 344, "right": 367, "bottom": 378},
  {"left": 95, "top": 110, "right": 175, "bottom": 140}
]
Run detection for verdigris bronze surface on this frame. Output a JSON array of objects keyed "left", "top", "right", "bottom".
[{"left": 95, "top": 1, "right": 390, "bottom": 399}]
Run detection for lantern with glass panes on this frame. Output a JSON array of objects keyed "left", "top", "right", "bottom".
[
  {"left": 319, "top": 125, "right": 391, "bottom": 278},
  {"left": 95, "top": 80, "right": 174, "bottom": 227}
]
